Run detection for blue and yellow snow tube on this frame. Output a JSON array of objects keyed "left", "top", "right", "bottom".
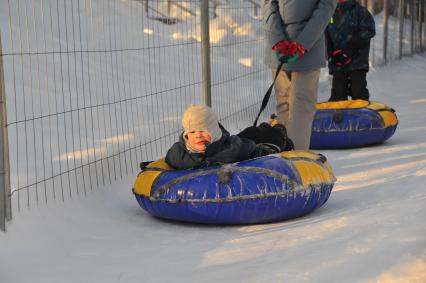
[
  {"left": 310, "top": 100, "right": 398, "bottom": 149},
  {"left": 132, "top": 151, "right": 336, "bottom": 224}
]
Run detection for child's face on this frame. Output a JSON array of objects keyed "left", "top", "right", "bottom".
[{"left": 186, "top": 131, "right": 212, "bottom": 152}]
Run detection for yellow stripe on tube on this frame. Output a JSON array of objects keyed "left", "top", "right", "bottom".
[
  {"left": 378, "top": 110, "right": 398, "bottom": 127},
  {"left": 133, "top": 158, "right": 172, "bottom": 196},
  {"left": 292, "top": 160, "right": 335, "bottom": 187},
  {"left": 367, "top": 101, "right": 398, "bottom": 127},
  {"left": 279, "top": 150, "right": 322, "bottom": 160},
  {"left": 279, "top": 151, "right": 335, "bottom": 186},
  {"left": 366, "top": 101, "right": 387, "bottom": 111},
  {"left": 315, "top": 100, "right": 370, "bottom": 110}
]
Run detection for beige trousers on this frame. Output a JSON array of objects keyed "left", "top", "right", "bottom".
[{"left": 272, "top": 69, "right": 320, "bottom": 150}]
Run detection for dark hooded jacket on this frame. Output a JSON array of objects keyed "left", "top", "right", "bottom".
[
  {"left": 325, "top": 0, "right": 376, "bottom": 73},
  {"left": 165, "top": 127, "right": 262, "bottom": 170}
]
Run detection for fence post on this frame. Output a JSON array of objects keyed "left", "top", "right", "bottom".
[
  {"left": 0, "top": 32, "right": 12, "bottom": 231},
  {"left": 418, "top": 0, "right": 423, "bottom": 51},
  {"left": 399, "top": 0, "right": 405, "bottom": 59},
  {"left": 167, "top": 0, "right": 171, "bottom": 17},
  {"left": 200, "top": 0, "right": 211, "bottom": 107},
  {"left": 368, "top": 0, "right": 376, "bottom": 14},
  {"left": 410, "top": 0, "right": 415, "bottom": 54},
  {"left": 383, "top": 0, "right": 389, "bottom": 64},
  {"left": 422, "top": 0, "right": 426, "bottom": 48}
]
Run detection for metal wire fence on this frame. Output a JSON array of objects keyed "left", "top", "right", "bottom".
[
  {"left": 370, "top": 0, "right": 426, "bottom": 66},
  {"left": 0, "top": 0, "right": 271, "bottom": 220},
  {"left": 0, "top": 0, "right": 425, "bottom": 230}
]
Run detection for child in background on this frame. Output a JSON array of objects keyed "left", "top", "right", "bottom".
[
  {"left": 325, "top": 0, "right": 376, "bottom": 101},
  {"left": 165, "top": 104, "right": 292, "bottom": 170}
]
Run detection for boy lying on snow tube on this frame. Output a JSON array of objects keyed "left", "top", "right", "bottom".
[
  {"left": 133, "top": 104, "right": 335, "bottom": 224},
  {"left": 165, "top": 104, "right": 293, "bottom": 170}
]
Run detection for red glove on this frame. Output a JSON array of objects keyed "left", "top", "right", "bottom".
[{"left": 272, "top": 40, "right": 305, "bottom": 62}]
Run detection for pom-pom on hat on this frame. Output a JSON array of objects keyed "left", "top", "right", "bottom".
[{"left": 182, "top": 104, "right": 222, "bottom": 143}]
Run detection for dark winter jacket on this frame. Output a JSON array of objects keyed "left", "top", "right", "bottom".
[
  {"left": 325, "top": 0, "right": 376, "bottom": 73},
  {"left": 165, "top": 127, "right": 264, "bottom": 170}
]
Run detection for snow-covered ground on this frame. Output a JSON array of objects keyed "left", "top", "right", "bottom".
[
  {"left": 1, "top": 53, "right": 426, "bottom": 283},
  {"left": 1, "top": 0, "right": 426, "bottom": 282}
]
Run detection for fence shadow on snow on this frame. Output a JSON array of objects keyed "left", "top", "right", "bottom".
[{"left": 0, "top": 0, "right": 424, "bottom": 230}]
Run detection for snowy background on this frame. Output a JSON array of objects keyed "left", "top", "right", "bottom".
[
  {"left": 0, "top": 0, "right": 274, "bottom": 209},
  {"left": 3, "top": 53, "right": 426, "bottom": 283},
  {"left": 1, "top": 0, "right": 426, "bottom": 282}
]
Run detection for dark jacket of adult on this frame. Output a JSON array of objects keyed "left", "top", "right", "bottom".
[
  {"left": 325, "top": 0, "right": 376, "bottom": 73},
  {"left": 262, "top": 0, "right": 337, "bottom": 71},
  {"left": 165, "top": 127, "right": 262, "bottom": 170}
]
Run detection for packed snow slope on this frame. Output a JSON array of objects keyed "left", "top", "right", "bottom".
[{"left": 1, "top": 53, "right": 426, "bottom": 283}]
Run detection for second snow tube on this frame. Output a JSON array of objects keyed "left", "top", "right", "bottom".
[{"left": 310, "top": 100, "right": 398, "bottom": 149}]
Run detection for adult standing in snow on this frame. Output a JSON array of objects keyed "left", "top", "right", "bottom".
[
  {"left": 261, "top": 0, "right": 337, "bottom": 150},
  {"left": 326, "top": 0, "right": 376, "bottom": 101}
]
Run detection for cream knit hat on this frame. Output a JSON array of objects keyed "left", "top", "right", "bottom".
[{"left": 182, "top": 104, "right": 222, "bottom": 143}]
